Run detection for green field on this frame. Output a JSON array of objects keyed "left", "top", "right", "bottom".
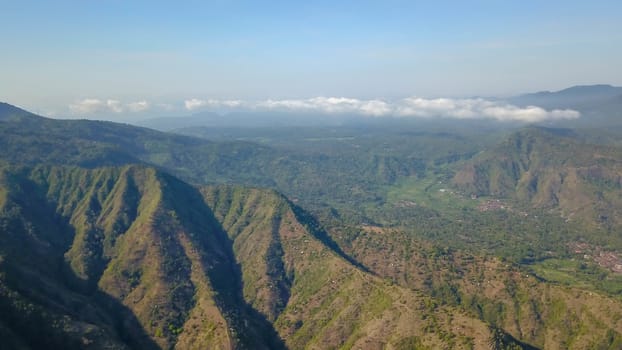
[
  {"left": 531, "top": 259, "right": 622, "bottom": 297},
  {"left": 386, "top": 173, "right": 479, "bottom": 212}
]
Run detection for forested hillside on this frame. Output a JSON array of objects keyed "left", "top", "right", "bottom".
[{"left": 3, "top": 102, "right": 622, "bottom": 349}]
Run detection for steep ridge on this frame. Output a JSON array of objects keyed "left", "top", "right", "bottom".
[
  {"left": 9, "top": 102, "right": 622, "bottom": 348},
  {"left": 453, "top": 127, "right": 622, "bottom": 231},
  {"left": 0, "top": 165, "right": 511, "bottom": 349},
  {"left": 202, "top": 185, "right": 505, "bottom": 349},
  {"left": 0, "top": 165, "right": 282, "bottom": 349},
  {"left": 0, "top": 166, "right": 147, "bottom": 349}
]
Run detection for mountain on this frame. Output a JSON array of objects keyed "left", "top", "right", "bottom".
[
  {"left": 509, "top": 84, "right": 622, "bottom": 109},
  {"left": 0, "top": 164, "right": 514, "bottom": 349},
  {"left": 0, "top": 102, "right": 41, "bottom": 122},
  {"left": 201, "top": 185, "right": 499, "bottom": 349},
  {"left": 0, "top": 103, "right": 287, "bottom": 187},
  {"left": 0, "top": 165, "right": 284, "bottom": 349},
  {"left": 453, "top": 126, "right": 622, "bottom": 232},
  {"left": 507, "top": 85, "right": 622, "bottom": 127},
  {"left": 330, "top": 225, "right": 622, "bottom": 349},
  {"left": 5, "top": 164, "right": 621, "bottom": 349},
  {"left": 136, "top": 112, "right": 223, "bottom": 131},
  {"left": 4, "top": 102, "right": 622, "bottom": 349},
  {"left": 0, "top": 103, "right": 472, "bottom": 215}
]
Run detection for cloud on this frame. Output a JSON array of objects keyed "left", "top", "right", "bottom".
[
  {"left": 69, "top": 98, "right": 107, "bottom": 114},
  {"left": 185, "top": 98, "right": 245, "bottom": 110},
  {"left": 359, "top": 100, "right": 392, "bottom": 116},
  {"left": 69, "top": 98, "right": 151, "bottom": 115},
  {"left": 106, "top": 99, "right": 123, "bottom": 113},
  {"left": 193, "top": 96, "right": 579, "bottom": 122},
  {"left": 127, "top": 100, "right": 150, "bottom": 112},
  {"left": 395, "top": 97, "right": 580, "bottom": 122},
  {"left": 70, "top": 96, "right": 581, "bottom": 122},
  {"left": 255, "top": 97, "right": 392, "bottom": 116},
  {"left": 217, "top": 99, "right": 244, "bottom": 108},
  {"left": 184, "top": 98, "right": 207, "bottom": 111}
]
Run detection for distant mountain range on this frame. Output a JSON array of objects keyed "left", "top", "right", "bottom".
[
  {"left": 133, "top": 84, "right": 622, "bottom": 131},
  {"left": 508, "top": 84, "right": 622, "bottom": 127},
  {"left": 509, "top": 84, "right": 622, "bottom": 107}
]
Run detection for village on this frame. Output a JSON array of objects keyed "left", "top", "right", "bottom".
[{"left": 570, "top": 241, "right": 622, "bottom": 274}]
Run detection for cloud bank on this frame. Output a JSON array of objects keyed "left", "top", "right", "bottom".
[
  {"left": 184, "top": 96, "right": 580, "bottom": 122},
  {"left": 68, "top": 96, "right": 580, "bottom": 122},
  {"left": 69, "top": 99, "right": 151, "bottom": 115},
  {"left": 184, "top": 98, "right": 243, "bottom": 111},
  {"left": 394, "top": 97, "right": 580, "bottom": 122}
]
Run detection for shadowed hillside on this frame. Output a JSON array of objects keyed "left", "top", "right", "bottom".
[
  {"left": 202, "top": 185, "right": 505, "bottom": 349},
  {"left": 0, "top": 165, "right": 509, "bottom": 349},
  {"left": 0, "top": 165, "right": 282, "bottom": 349}
]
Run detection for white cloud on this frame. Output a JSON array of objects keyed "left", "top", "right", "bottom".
[
  {"left": 217, "top": 99, "right": 244, "bottom": 108},
  {"left": 254, "top": 96, "right": 392, "bottom": 116},
  {"left": 184, "top": 98, "right": 244, "bottom": 110},
  {"left": 184, "top": 98, "right": 207, "bottom": 111},
  {"left": 69, "top": 98, "right": 106, "bottom": 114},
  {"left": 394, "top": 97, "right": 579, "bottom": 122},
  {"left": 249, "top": 96, "right": 579, "bottom": 121},
  {"left": 127, "top": 100, "right": 150, "bottom": 112},
  {"left": 359, "top": 100, "right": 392, "bottom": 116},
  {"left": 70, "top": 96, "right": 581, "bottom": 122},
  {"left": 106, "top": 99, "right": 123, "bottom": 113},
  {"left": 68, "top": 98, "right": 152, "bottom": 115}
]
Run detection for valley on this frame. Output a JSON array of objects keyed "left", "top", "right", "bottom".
[{"left": 3, "top": 89, "right": 622, "bottom": 349}]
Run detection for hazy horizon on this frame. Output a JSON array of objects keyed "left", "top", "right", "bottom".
[{"left": 1, "top": 1, "right": 621, "bottom": 120}]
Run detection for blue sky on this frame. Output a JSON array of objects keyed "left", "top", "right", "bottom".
[{"left": 1, "top": 0, "right": 621, "bottom": 118}]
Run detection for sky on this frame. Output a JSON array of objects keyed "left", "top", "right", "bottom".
[{"left": 1, "top": 0, "right": 621, "bottom": 120}]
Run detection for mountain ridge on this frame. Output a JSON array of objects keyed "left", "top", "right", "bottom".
[
  {"left": 4, "top": 101, "right": 622, "bottom": 348},
  {"left": 0, "top": 164, "right": 498, "bottom": 349},
  {"left": 453, "top": 126, "right": 622, "bottom": 233}
]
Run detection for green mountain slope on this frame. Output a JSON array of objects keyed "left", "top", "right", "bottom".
[
  {"left": 3, "top": 102, "right": 622, "bottom": 349},
  {"left": 0, "top": 103, "right": 496, "bottom": 216},
  {"left": 0, "top": 165, "right": 283, "bottom": 349},
  {"left": 329, "top": 226, "right": 622, "bottom": 349},
  {"left": 453, "top": 127, "right": 622, "bottom": 232},
  {"left": 1, "top": 165, "right": 508, "bottom": 349},
  {"left": 201, "top": 185, "right": 501, "bottom": 349}
]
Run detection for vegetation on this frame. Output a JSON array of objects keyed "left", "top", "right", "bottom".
[{"left": 3, "top": 102, "right": 622, "bottom": 348}]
